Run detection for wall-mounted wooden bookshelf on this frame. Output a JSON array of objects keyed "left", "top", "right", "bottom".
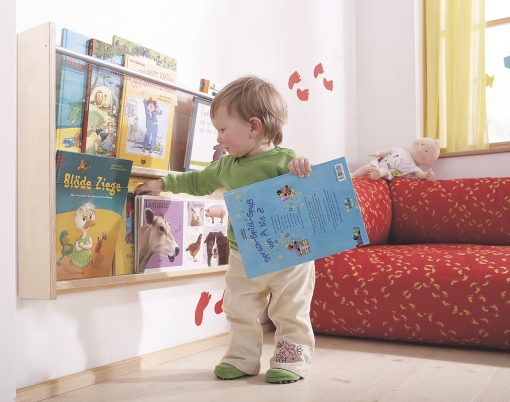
[{"left": 17, "top": 22, "right": 225, "bottom": 300}]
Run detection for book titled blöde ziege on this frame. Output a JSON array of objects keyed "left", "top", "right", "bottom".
[
  {"left": 223, "top": 157, "right": 368, "bottom": 279},
  {"left": 55, "top": 150, "right": 132, "bottom": 281}
]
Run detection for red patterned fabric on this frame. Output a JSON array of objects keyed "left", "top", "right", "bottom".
[
  {"left": 389, "top": 177, "right": 510, "bottom": 245},
  {"left": 312, "top": 177, "right": 510, "bottom": 349},
  {"left": 353, "top": 176, "right": 392, "bottom": 246}
]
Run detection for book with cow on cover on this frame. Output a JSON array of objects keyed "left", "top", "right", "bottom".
[
  {"left": 134, "top": 195, "right": 185, "bottom": 273},
  {"left": 223, "top": 157, "right": 368, "bottom": 279},
  {"left": 55, "top": 151, "right": 132, "bottom": 280}
]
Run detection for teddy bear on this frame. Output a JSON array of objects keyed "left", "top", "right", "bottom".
[{"left": 351, "top": 138, "right": 441, "bottom": 181}]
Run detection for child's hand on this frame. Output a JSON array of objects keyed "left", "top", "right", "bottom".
[
  {"left": 135, "top": 178, "right": 164, "bottom": 196},
  {"left": 288, "top": 158, "right": 313, "bottom": 178}
]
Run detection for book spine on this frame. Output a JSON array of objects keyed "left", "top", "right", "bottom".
[
  {"left": 80, "top": 39, "right": 94, "bottom": 153},
  {"left": 183, "top": 97, "right": 196, "bottom": 171}
]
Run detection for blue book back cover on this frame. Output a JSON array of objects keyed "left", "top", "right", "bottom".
[
  {"left": 56, "top": 29, "right": 90, "bottom": 151},
  {"left": 223, "top": 157, "right": 369, "bottom": 279},
  {"left": 57, "top": 29, "right": 89, "bottom": 129}
]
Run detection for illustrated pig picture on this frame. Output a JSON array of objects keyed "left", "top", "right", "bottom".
[{"left": 205, "top": 204, "right": 227, "bottom": 224}]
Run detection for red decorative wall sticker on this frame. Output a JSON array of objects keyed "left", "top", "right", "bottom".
[
  {"left": 297, "top": 88, "right": 310, "bottom": 101},
  {"left": 288, "top": 71, "right": 301, "bottom": 89},
  {"left": 195, "top": 291, "right": 211, "bottom": 326},
  {"left": 288, "top": 62, "right": 334, "bottom": 101},
  {"left": 195, "top": 291, "right": 225, "bottom": 326},
  {"left": 313, "top": 62, "right": 324, "bottom": 78},
  {"left": 323, "top": 78, "right": 333, "bottom": 91}
]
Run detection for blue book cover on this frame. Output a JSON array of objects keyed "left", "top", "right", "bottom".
[
  {"left": 223, "top": 157, "right": 369, "bottom": 279},
  {"left": 56, "top": 29, "right": 90, "bottom": 152}
]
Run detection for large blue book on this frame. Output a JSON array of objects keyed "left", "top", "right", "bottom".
[
  {"left": 223, "top": 157, "right": 368, "bottom": 279},
  {"left": 56, "top": 29, "right": 90, "bottom": 152}
]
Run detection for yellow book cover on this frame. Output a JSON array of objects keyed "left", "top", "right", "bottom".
[
  {"left": 55, "top": 151, "right": 132, "bottom": 280},
  {"left": 116, "top": 54, "right": 176, "bottom": 170}
]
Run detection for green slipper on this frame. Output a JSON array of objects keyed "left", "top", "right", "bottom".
[
  {"left": 214, "top": 363, "right": 247, "bottom": 380},
  {"left": 265, "top": 368, "right": 302, "bottom": 384}
]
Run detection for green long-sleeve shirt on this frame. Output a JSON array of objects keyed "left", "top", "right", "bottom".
[{"left": 162, "top": 146, "right": 300, "bottom": 250}]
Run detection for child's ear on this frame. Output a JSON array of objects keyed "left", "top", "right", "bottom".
[{"left": 248, "top": 117, "right": 263, "bottom": 137}]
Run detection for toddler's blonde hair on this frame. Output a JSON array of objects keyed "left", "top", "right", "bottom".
[{"left": 210, "top": 75, "right": 287, "bottom": 146}]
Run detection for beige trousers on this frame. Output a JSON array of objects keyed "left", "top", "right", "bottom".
[{"left": 221, "top": 249, "right": 315, "bottom": 378}]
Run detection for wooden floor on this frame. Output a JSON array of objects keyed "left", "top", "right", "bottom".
[{"left": 45, "top": 331, "right": 510, "bottom": 402}]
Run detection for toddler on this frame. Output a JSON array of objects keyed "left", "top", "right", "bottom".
[{"left": 136, "top": 75, "right": 315, "bottom": 384}]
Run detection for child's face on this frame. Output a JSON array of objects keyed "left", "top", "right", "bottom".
[
  {"left": 147, "top": 103, "right": 156, "bottom": 113},
  {"left": 211, "top": 105, "right": 267, "bottom": 158}
]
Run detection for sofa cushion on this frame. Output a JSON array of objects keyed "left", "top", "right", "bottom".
[
  {"left": 389, "top": 177, "right": 510, "bottom": 245},
  {"left": 312, "top": 243, "right": 510, "bottom": 349},
  {"left": 353, "top": 176, "right": 392, "bottom": 245}
]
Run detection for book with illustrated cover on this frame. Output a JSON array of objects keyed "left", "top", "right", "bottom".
[
  {"left": 182, "top": 200, "right": 229, "bottom": 268},
  {"left": 112, "top": 35, "right": 177, "bottom": 72},
  {"left": 184, "top": 97, "right": 222, "bottom": 171},
  {"left": 116, "top": 54, "right": 176, "bottom": 170},
  {"left": 134, "top": 195, "right": 185, "bottom": 273},
  {"left": 55, "top": 151, "right": 132, "bottom": 280},
  {"left": 81, "top": 38, "right": 125, "bottom": 156},
  {"left": 112, "top": 176, "right": 146, "bottom": 275},
  {"left": 56, "top": 29, "right": 90, "bottom": 153},
  {"left": 223, "top": 157, "right": 368, "bottom": 279}
]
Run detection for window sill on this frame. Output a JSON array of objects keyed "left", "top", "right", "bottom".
[{"left": 439, "top": 143, "right": 510, "bottom": 158}]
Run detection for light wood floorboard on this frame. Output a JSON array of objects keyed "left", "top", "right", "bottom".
[{"left": 43, "top": 331, "right": 510, "bottom": 402}]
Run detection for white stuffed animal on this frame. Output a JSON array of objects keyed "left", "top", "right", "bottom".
[{"left": 351, "top": 138, "right": 441, "bottom": 181}]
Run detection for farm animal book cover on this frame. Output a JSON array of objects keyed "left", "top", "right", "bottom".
[
  {"left": 56, "top": 28, "right": 90, "bottom": 153},
  {"left": 134, "top": 195, "right": 185, "bottom": 274},
  {"left": 116, "top": 54, "right": 176, "bottom": 171},
  {"left": 184, "top": 97, "right": 223, "bottom": 172},
  {"left": 112, "top": 35, "right": 177, "bottom": 73},
  {"left": 81, "top": 38, "right": 125, "bottom": 156},
  {"left": 223, "top": 157, "right": 369, "bottom": 279},
  {"left": 55, "top": 150, "right": 132, "bottom": 281}
]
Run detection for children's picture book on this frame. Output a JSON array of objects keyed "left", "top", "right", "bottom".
[
  {"left": 223, "top": 157, "right": 368, "bottom": 279},
  {"left": 112, "top": 35, "right": 177, "bottom": 72},
  {"left": 184, "top": 97, "right": 222, "bottom": 171},
  {"left": 202, "top": 201, "right": 229, "bottom": 267},
  {"left": 81, "top": 38, "right": 125, "bottom": 156},
  {"left": 55, "top": 29, "right": 90, "bottom": 153},
  {"left": 55, "top": 150, "right": 132, "bottom": 281},
  {"left": 113, "top": 176, "right": 146, "bottom": 276},
  {"left": 132, "top": 195, "right": 229, "bottom": 274},
  {"left": 116, "top": 54, "right": 176, "bottom": 170},
  {"left": 134, "top": 195, "right": 185, "bottom": 273}
]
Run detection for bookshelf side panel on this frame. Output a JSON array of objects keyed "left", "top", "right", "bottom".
[{"left": 17, "top": 22, "right": 56, "bottom": 299}]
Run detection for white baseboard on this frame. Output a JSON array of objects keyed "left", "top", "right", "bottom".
[{"left": 16, "top": 322, "right": 276, "bottom": 402}]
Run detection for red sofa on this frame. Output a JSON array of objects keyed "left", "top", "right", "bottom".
[{"left": 312, "top": 176, "right": 510, "bottom": 349}]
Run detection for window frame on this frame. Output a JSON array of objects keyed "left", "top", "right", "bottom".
[{"left": 485, "top": 15, "right": 510, "bottom": 150}]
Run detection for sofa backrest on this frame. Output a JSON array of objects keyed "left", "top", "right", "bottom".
[
  {"left": 388, "top": 177, "right": 510, "bottom": 245},
  {"left": 352, "top": 176, "right": 392, "bottom": 245}
]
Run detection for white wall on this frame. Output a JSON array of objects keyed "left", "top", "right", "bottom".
[
  {"left": 14, "top": 0, "right": 357, "bottom": 391},
  {"left": 1, "top": 0, "right": 17, "bottom": 398}
]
